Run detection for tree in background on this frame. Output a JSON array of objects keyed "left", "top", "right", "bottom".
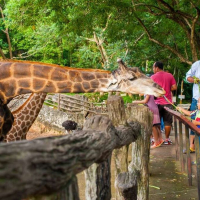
[{"left": 1, "top": 0, "right": 199, "bottom": 100}]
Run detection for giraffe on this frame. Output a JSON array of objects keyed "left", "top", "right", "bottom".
[
  {"left": 0, "top": 59, "right": 165, "bottom": 139},
  {"left": 5, "top": 93, "right": 46, "bottom": 142}
]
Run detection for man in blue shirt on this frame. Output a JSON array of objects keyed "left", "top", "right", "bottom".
[{"left": 185, "top": 60, "right": 200, "bottom": 152}]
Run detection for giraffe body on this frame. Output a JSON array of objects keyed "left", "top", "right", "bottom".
[
  {"left": 0, "top": 59, "right": 165, "bottom": 139},
  {"left": 5, "top": 93, "right": 46, "bottom": 142}
]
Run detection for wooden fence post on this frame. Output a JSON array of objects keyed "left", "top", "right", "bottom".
[
  {"left": 107, "top": 95, "right": 129, "bottom": 200},
  {"left": 85, "top": 156, "right": 112, "bottom": 200},
  {"left": 115, "top": 172, "right": 137, "bottom": 200},
  {"left": 84, "top": 114, "right": 112, "bottom": 200},
  {"left": 126, "top": 104, "right": 153, "bottom": 200}
]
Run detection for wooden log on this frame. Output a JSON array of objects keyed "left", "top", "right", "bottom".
[
  {"left": 126, "top": 104, "right": 153, "bottom": 200},
  {"left": 29, "top": 176, "right": 80, "bottom": 200},
  {"left": 115, "top": 172, "right": 137, "bottom": 200},
  {"left": 0, "top": 115, "right": 140, "bottom": 200}
]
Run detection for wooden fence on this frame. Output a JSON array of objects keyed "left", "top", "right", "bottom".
[
  {"left": 45, "top": 93, "right": 107, "bottom": 115},
  {"left": 0, "top": 95, "right": 153, "bottom": 200}
]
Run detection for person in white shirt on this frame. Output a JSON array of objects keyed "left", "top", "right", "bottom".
[{"left": 185, "top": 60, "right": 200, "bottom": 152}]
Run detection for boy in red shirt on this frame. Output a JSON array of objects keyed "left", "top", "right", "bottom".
[{"left": 151, "top": 61, "right": 177, "bottom": 145}]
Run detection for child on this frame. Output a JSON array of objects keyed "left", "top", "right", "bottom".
[
  {"left": 132, "top": 94, "right": 164, "bottom": 148},
  {"left": 176, "top": 97, "right": 200, "bottom": 153}
]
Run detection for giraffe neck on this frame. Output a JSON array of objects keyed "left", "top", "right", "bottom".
[
  {"left": 0, "top": 61, "right": 113, "bottom": 104},
  {"left": 5, "top": 93, "right": 47, "bottom": 142}
]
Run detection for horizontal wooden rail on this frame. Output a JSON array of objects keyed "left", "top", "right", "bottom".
[
  {"left": 165, "top": 107, "right": 200, "bottom": 135},
  {"left": 0, "top": 115, "right": 140, "bottom": 200}
]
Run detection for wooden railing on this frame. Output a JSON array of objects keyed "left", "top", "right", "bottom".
[{"left": 165, "top": 107, "right": 200, "bottom": 200}]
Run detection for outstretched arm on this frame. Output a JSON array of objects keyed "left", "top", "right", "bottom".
[
  {"left": 132, "top": 95, "right": 150, "bottom": 104},
  {"left": 176, "top": 106, "right": 191, "bottom": 116},
  {"left": 192, "top": 120, "right": 200, "bottom": 126}
]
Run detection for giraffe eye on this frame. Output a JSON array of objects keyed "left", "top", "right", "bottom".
[{"left": 129, "top": 77, "right": 135, "bottom": 81}]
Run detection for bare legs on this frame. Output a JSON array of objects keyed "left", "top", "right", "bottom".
[
  {"left": 152, "top": 125, "right": 163, "bottom": 147},
  {"left": 190, "top": 135, "right": 195, "bottom": 150},
  {"left": 165, "top": 125, "right": 171, "bottom": 139}
]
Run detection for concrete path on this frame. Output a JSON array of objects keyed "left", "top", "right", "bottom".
[{"left": 150, "top": 130, "right": 198, "bottom": 200}]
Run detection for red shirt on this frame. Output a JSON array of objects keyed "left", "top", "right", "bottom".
[{"left": 151, "top": 71, "right": 176, "bottom": 105}]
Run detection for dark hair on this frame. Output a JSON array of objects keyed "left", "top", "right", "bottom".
[{"left": 154, "top": 61, "right": 163, "bottom": 70}]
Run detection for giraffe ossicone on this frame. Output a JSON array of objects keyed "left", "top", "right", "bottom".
[{"left": 0, "top": 59, "right": 165, "bottom": 139}]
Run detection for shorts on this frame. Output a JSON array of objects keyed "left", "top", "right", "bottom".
[
  {"left": 157, "top": 104, "right": 173, "bottom": 126},
  {"left": 190, "top": 98, "right": 197, "bottom": 135}
]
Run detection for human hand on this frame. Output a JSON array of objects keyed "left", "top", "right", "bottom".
[
  {"left": 193, "top": 76, "right": 200, "bottom": 84},
  {"left": 176, "top": 107, "right": 182, "bottom": 112}
]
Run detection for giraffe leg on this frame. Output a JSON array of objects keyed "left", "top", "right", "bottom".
[{"left": 0, "top": 105, "right": 14, "bottom": 141}]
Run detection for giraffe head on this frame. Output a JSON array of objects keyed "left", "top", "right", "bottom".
[{"left": 107, "top": 59, "right": 165, "bottom": 97}]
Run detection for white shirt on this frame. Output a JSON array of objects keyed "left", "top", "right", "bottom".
[{"left": 186, "top": 60, "right": 200, "bottom": 100}]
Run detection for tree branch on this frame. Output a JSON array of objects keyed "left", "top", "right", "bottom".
[
  {"left": 0, "top": 47, "right": 6, "bottom": 59},
  {"left": 135, "top": 16, "right": 192, "bottom": 65},
  {"left": 190, "top": 7, "right": 200, "bottom": 61},
  {"left": 0, "top": 7, "right": 12, "bottom": 59}
]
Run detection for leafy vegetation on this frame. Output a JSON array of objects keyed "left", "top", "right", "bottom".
[{"left": 0, "top": 0, "right": 199, "bottom": 102}]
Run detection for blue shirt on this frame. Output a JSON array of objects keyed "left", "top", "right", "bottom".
[{"left": 186, "top": 60, "right": 200, "bottom": 100}]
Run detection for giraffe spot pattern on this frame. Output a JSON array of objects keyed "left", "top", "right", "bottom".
[
  {"left": 82, "top": 72, "right": 95, "bottom": 81},
  {"left": 51, "top": 68, "right": 68, "bottom": 81},
  {"left": 0, "top": 63, "right": 11, "bottom": 79},
  {"left": 44, "top": 81, "right": 56, "bottom": 93},
  {"left": 5, "top": 80, "right": 17, "bottom": 98},
  {"left": 33, "top": 79, "right": 46, "bottom": 91},
  {"left": 82, "top": 82, "right": 90, "bottom": 90},
  {"left": 73, "top": 83, "right": 84, "bottom": 93},
  {"left": 90, "top": 80, "right": 100, "bottom": 88},
  {"left": 18, "top": 79, "right": 31, "bottom": 88},
  {"left": 33, "top": 65, "right": 52, "bottom": 79},
  {"left": 13, "top": 63, "right": 31, "bottom": 78}
]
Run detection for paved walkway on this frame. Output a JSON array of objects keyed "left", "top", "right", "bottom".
[{"left": 149, "top": 130, "right": 198, "bottom": 200}]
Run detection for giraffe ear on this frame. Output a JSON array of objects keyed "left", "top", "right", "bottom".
[{"left": 117, "top": 58, "right": 128, "bottom": 72}]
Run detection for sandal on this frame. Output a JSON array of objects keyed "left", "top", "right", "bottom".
[
  {"left": 183, "top": 148, "right": 195, "bottom": 154},
  {"left": 151, "top": 142, "right": 162, "bottom": 149}
]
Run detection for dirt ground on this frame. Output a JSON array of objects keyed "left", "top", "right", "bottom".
[
  {"left": 27, "top": 121, "right": 66, "bottom": 140},
  {"left": 27, "top": 122, "right": 199, "bottom": 200}
]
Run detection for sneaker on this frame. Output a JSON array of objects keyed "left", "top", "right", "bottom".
[
  {"left": 151, "top": 138, "right": 155, "bottom": 145},
  {"left": 163, "top": 138, "right": 172, "bottom": 145}
]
